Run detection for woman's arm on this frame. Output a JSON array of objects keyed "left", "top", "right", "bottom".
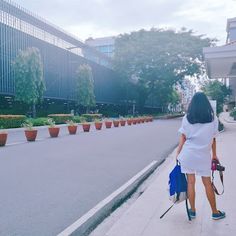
[
  {"left": 176, "top": 134, "right": 186, "bottom": 159},
  {"left": 212, "top": 138, "right": 219, "bottom": 161}
]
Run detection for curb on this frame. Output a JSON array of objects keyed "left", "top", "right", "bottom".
[{"left": 57, "top": 160, "right": 164, "bottom": 236}]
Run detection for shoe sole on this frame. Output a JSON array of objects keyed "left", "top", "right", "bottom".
[{"left": 212, "top": 215, "right": 226, "bottom": 220}]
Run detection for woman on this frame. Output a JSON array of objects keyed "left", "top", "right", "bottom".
[{"left": 176, "top": 92, "right": 225, "bottom": 220}]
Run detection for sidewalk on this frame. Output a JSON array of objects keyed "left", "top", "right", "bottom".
[{"left": 104, "top": 115, "right": 236, "bottom": 236}]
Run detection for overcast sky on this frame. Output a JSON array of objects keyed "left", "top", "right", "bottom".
[{"left": 13, "top": 0, "right": 236, "bottom": 44}]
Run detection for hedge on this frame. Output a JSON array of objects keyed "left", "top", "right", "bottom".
[
  {"left": 0, "top": 115, "right": 26, "bottom": 128},
  {"left": 230, "top": 108, "right": 236, "bottom": 120},
  {"left": 81, "top": 114, "right": 102, "bottom": 122},
  {"left": 72, "top": 116, "right": 81, "bottom": 123},
  {"left": 28, "top": 117, "right": 49, "bottom": 126},
  {"left": 48, "top": 114, "right": 74, "bottom": 124}
]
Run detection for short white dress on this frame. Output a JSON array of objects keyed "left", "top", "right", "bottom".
[{"left": 177, "top": 115, "right": 219, "bottom": 177}]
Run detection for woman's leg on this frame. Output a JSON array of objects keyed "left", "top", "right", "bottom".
[
  {"left": 187, "top": 174, "right": 196, "bottom": 211},
  {"left": 201, "top": 176, "right": 218, "bottom": 214}
]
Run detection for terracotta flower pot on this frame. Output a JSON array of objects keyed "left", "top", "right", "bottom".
[
  {"left": 82, "top": 123, "right": 91, "bottom": 132},
  {"left": 0, "top": 133, "right": 8, "bottom": 146},
  {"left": 132, "top": 119, "right": 137, "bottom": 125},
  {"left": 48, "top": 127, "right": 60, "bottom": 137},
  {"left": 105, "top": 121, "right": 112, "bottom": 128},
  {"left": 68, "top": 125, "right": 77, "bottom": 135},
  {"left": 113, "top": 120, "right": 120, "bottom": 127},
  {"left": 127, "top": 119, "right": 132, "bottom": 125},
  {"left": 120, "top": 120, "right": 126, "bottom": 126},
  {"left": 95, "top": 122, "right": 103, "bottom": 130},
  {"left": 25, "top": 130, "right": 37, "bottom": 141},
  {"left": 137, "top": 119, "right": 141, "bottom": 124}
]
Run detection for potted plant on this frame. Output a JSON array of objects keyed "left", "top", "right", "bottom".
[
  {"left": 80, "top": 117, "right": 91, "bottom": 132},
  {"left": 137, "top": 117, "right": 141, "bottom": 124},
  {"left": 23, "top": 120, "right": 38, "bottom": 141},
  {"left": 66, "top": 120, "right": 77, "bottom": 135},
  {"left": 132, "top": 118, "right": 137, "bottom": 125},
  {"left": 47, "top": 118, "right": 60, "bottom": 137},
  {"left": 113, "top": 119, "right": 120, "bottom": 127},
  {"left": 105, "top": 119, "right": 112, "bottom": 128},
  {"left": 0, "top": 128, "right": 8, "bottom": 147},
  {"left": 120, "top": 117, "right": 126, "bottom": 126},
  {"left": 94, "top": 119, "right": 103, "bottom": 130},
  {"left": 127, "top": 118, "right": 132, "bottom": 126}
]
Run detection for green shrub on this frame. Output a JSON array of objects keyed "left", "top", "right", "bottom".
[
  {"left": 81, "top": 114, "right": 102, "bottom": 122},
  {"left": 230, "top": 108, "right": 236, "bottom": 120},
  {"left": 72, "top": 116, "right": 81, "bottom": 123},
  {"left": 48, "top": 114, "right": 73, "bottom": 124},
  {"left": 28, "top": 117, "right": 49, "bottom": 126},
  {"left": 0, "top": 115, "right": 26, "bottom": 128}
]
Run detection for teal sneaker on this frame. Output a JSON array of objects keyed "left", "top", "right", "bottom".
[
  {"left": 212, "top": 211, "right": 226, "bottom": 220},
  {"left": 189, "top": 209, "right": 196, "bottom": 219}
]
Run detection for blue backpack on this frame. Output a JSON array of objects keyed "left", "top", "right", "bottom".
[{"left": 160, "top": 162, "right": 191, "bottom": 221}]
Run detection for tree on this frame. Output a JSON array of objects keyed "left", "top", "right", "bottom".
[
  {"left": 113, "top": 28, "right": 216, "bottom": 111},
  {"left": 75, "top": 64, "right": 96, "bottom": 113},
  {"left": 202, "top": 80, "right": 231, "bottom": 113},
  {"left": 13, "top": 47, "right": 45, "bottom": 117}
]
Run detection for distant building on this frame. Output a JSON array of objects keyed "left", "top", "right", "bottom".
[
  {"left": 85, "top": 36, "right": 115, "bottom": 58},
  {"left": 176, "top": 79, "right": 196, "bottom": 111},
  {"left": 203, "top": 17, "right": 236, "bottom": 103}
]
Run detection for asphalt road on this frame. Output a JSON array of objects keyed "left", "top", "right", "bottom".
[{"left": 0, "top": 119, "right": 181, "bottom": 236}]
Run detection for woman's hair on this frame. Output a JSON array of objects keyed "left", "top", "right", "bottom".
[{"left": 187, "top": 92, "right": 214, "bottom": 124}]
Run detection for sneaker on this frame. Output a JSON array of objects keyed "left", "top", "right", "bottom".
[
  {"left": 189, "top": 209, "right": 196, "bottom": 219},
  {"left": 212, "top": 211, "right": 226, "bottom": 220}
]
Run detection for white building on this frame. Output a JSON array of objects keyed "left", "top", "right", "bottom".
[{"left": 203, "top": 17, "right": 236, "bottom": 103}]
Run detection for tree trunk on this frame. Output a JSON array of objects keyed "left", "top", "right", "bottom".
[{"left": 32, "top": 103, "right": 36, "bottom": 118}]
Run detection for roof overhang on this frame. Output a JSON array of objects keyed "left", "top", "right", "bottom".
[{"left": 203, "top": 44, "right": 236, "bottom": 79}]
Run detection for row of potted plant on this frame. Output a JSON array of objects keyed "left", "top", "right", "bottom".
[{"left": 0, "top": 116, "right": 153, "bottom": 146}]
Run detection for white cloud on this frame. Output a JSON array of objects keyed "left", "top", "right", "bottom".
[{"left": 13, "top": 0, "right": 236, "bottom": 43}]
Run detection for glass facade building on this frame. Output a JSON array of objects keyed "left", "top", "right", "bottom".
[
  {"left": 85, "top": 37, "right": 115, "bottom": 58},
  {"left": 0, "top": 0, "right": 121, "bottom": 104}
]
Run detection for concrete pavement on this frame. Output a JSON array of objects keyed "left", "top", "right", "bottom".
[{"left": 102, "top": 114, "right": 236, "bottom": 236}]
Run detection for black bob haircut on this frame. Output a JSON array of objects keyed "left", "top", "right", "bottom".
[{"left": 187, "top": 92, "right": 214, "bottom": 124}]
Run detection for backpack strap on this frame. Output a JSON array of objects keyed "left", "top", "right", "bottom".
[
  {"left": 185, "top": 198, "right": 191, "bottom": 221},
  {"left": 160, "top": 202, "right": 176, "bottom": 219},
  {"left": 211, "top": 169, "right": 224, "bottom": 195}
]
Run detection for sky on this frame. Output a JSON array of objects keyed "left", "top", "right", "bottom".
[{"left": 13, "top": 0, "right": 236, "bottom": 44}]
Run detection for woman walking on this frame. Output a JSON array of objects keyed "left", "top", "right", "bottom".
[{"left": 176, "top": 92, "right": 225, "bottom": 220}]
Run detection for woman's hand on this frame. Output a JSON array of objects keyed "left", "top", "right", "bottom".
[{"left": 212, "top": 155, "right": 219, "bottom": 161}]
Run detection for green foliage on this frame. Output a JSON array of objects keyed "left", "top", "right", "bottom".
[
  {"left": 22, "top": 120, "right": 34, "bottom": 130},
  {"left": 66, "top": 120, "right": 77, "bottom": 126},
  {"left": 48, "top": 114, "right": 73, "bottom": 124},
  {"left": 72, "top": 116, "right": 82, "bottom": 123},
  {"left": 13, "top": 47, "right": 46, "bottom": 109},
  {"left": 230, "top": 107, "right": 236, "bottom": 119},
  {"left": 169, "top": 90, "right": 180, "bottom": 105},
  {"left": 75, "top": 64, "right": 96, "bottom": 112},
  {"left": 202, "top": 80, "right": 231, "bottom": 113},
  {"left": 28, "top": 117, "right": 49, "bottom": 127},
  {"left": 113, "top": 28, "right": 215, "bottom": 109},
  {"left": 46, "top": 118, "right": 56, "bottom": 127},
  {"left": 81, "top": 114, "right": 102, "bottom": 122},
  {"left": 0, "top": 115, "right": 26, "bottom": 128}
]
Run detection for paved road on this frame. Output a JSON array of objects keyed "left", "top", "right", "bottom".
[{"left": 0, "top": 119, "right": 181, "bottom": 236}]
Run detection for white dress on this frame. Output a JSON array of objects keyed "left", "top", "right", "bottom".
[{"left": 177, "top": 115, "right": 219, "bottom": 177}]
